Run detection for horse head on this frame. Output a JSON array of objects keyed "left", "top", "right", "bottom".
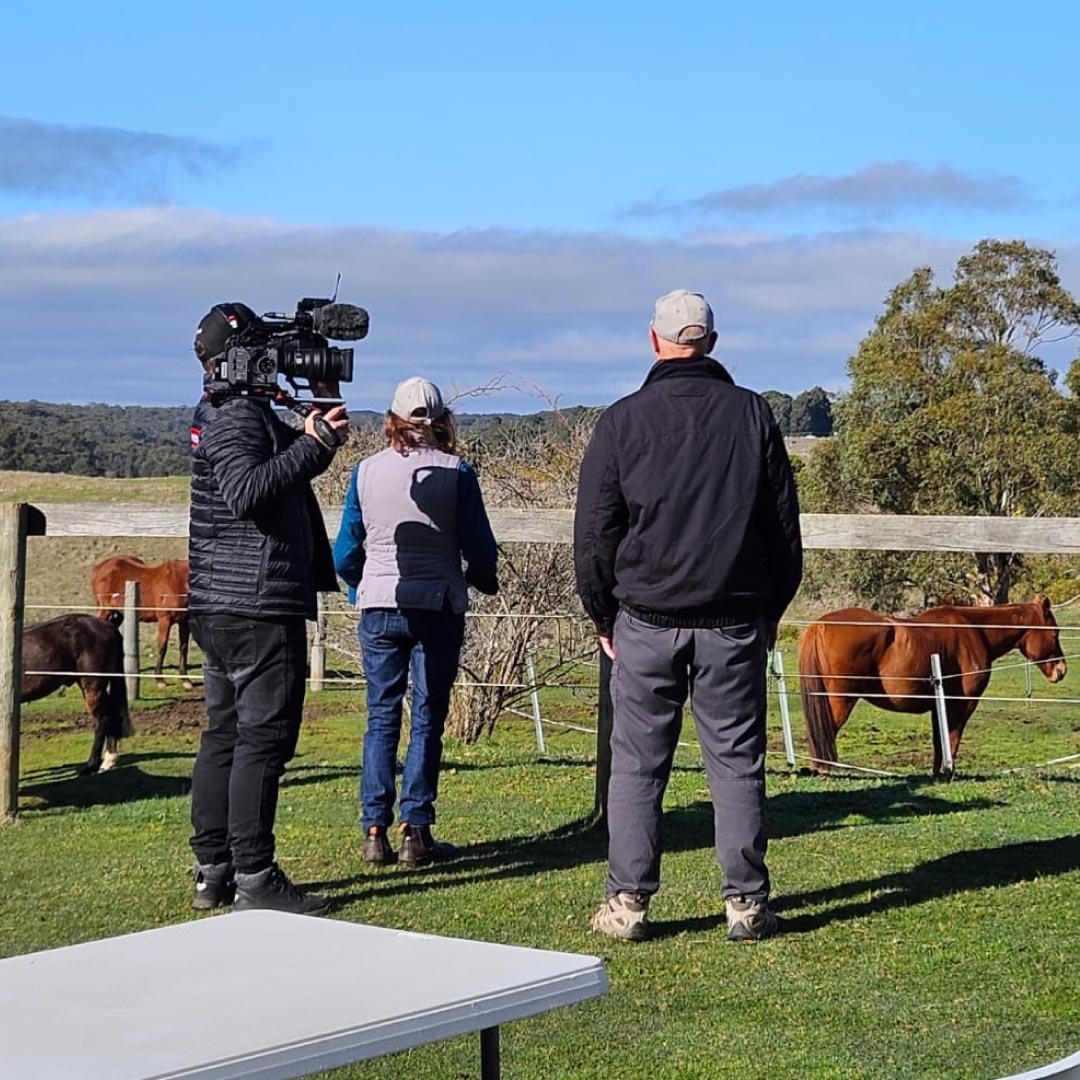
[{"left": 1019, "top": 596, "right": 1067, "bottom": 683}]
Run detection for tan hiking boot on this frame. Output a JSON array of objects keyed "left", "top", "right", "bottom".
[
  {"left": 726, "top": 896, "right": 778, "bottom": 942},
  {"left": 590, "top": 892, "right": 650, "bottom": 941}
]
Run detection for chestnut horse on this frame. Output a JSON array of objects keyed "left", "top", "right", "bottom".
[
  {"left": 798, "top": 598, "right": 1067, "bottom": 775},
  {"left": 22, "top": 614, "right": 133, "bottom": 774},
  {"left": 91, "top": 557, "right": 191, "bottom": 688}
]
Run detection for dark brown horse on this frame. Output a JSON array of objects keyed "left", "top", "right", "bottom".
[
  {"left": 22, "top": 614, "right": 133, "bottom": 774},
  {"left": 90, "top": 556, "right": 191, "bottom": 688},
  {"left": 798, "top": 598, "right": 1067, "bottom": 775}
]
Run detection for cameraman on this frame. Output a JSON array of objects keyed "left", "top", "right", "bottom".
[{"left": 187, "top": 302, "right": 349, "bottom": 916}]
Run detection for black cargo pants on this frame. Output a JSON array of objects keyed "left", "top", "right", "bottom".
[{"left": 189, "top": 613, "right": 307, "bottom": 873}]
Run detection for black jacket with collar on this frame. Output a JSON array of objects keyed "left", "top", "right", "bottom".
[
  {"left": 573, "top": 356, "right": 802, "bottom": 635},
  {"left": 188, "top": 395, "right": 339, "bottom": 620}
]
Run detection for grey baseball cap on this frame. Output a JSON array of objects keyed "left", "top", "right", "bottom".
[
  {"left": 390, "top": 376, "right": 445, "bottom": 423},
  {"left": 651, "top": 289, "right": 714, "bottom": 344}
]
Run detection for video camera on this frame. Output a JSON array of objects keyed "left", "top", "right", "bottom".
[{"left": 208, "top": 296, "right": 369, "bottom": 405}]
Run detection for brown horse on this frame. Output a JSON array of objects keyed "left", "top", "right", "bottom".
[
  {"left": 22, "top": 614, "right": 133, "bottom": 774},
  {"left": 91, "top": 556, "right": 191, "bottom": 688},
  {"left": 797, "top": 598, "right": 1067, "bottom": 775}
]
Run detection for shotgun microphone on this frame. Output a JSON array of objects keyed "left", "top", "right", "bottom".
[{"left": 311, "top": 303, "right": 370, "bottom": 341}]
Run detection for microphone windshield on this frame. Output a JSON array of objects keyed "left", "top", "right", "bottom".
[{"left": 312, "top": 303, "right": 370, "bottom": 341}]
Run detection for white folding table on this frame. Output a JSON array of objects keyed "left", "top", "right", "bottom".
[{"left": 0, "top": 911, "right": 607, "bottom": 1079}]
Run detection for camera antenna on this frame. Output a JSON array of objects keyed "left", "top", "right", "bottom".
[{"left": 330, "top": 272, "right": 341, "bottom": 303}]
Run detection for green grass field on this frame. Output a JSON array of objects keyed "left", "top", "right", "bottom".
[
  {"left": 3, "top": 638, "right": 1078, "bottom": 1080},
  {"left": 2, "top": 470, "right": 1078, "bottom": 1077}
]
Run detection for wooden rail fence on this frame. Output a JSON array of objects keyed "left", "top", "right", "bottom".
[{"left": 4, "top": 502, "right": 1080, "bottom": 821}]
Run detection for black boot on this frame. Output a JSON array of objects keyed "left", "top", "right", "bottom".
[
  {"left": 191, "top": 862, "right": 235, "bottom": 911},
  {"left": 398, "top": 824, "right": 457, "bottom": 868},
  {"left": 233, "top": 864, "right": 331, "bottom": 917}
]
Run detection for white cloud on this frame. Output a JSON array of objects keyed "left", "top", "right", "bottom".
[{"left": 2, "top": 207, "right": 1075, "bottom": 410}]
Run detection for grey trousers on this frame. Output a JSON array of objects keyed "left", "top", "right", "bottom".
[{"left": 606, "top": 610, "right": 770, "bottom": 901}]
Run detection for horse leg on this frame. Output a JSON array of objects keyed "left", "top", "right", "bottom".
[
  {"left": 155, "top": 617, "right": 169, "bottom": 687},
  {"left": 79, "top": 681, "right": 107, "bottom": 775},
  {"left": 947, "top": 698, "right": 979, "bottom": 774},
  {"left": 178, "top": 620, "right": 193, "bottom": 690},
  {"left": 102, "top": 735, "right": 119, "bottom": 770}
]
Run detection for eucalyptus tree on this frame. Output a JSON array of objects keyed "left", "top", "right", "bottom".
[{"left": 803, "top": 239, "right": 1080, "bottom": 604}]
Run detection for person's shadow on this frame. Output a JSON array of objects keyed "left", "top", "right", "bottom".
[
  {"left": 314, "top": 779, "right": 1004, "bottom": 909},
  {"left": 776, "top": 833, "right": 1080, "bottom": 934}
]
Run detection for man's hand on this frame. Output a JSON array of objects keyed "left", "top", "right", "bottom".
[
  {"left": 599, "top": 634, "right": 616, "bottom": 662},
  {"left": 305, "top": 405, "right": 350, "bottom": 449}
]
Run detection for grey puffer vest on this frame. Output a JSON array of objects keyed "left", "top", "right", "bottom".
[{"left": 356, "top": 446, "right": 469, "bottom": 613}]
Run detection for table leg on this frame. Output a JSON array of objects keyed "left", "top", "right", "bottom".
[{"left": 480, "top": 1025, "right": 500, "bottom": 1080}]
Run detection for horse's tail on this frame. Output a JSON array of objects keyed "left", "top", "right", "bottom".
[
  {"left": 105, "top": 673, "right": 133, "bottom": 739},
  {"left": 798, "top": 624, "right": 837, "bottom": 771},
  {"left": 104, "top": 629, "right": 133, "bottom": 738}
]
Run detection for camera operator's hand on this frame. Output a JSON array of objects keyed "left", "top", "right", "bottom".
[{"left": 305, "top": 405, "right": 350, "bottom": 449}]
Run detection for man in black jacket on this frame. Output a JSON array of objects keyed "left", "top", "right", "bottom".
[
  {"left": 187, "top": 303, "right": 349, "bottom": 916},
  {"left": 574, "top": 289, "right": 802, "bottom": 942}
]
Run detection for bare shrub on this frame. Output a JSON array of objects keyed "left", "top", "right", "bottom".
[{"left": 317, "top": 385, "right": 602, "bottom": 743}]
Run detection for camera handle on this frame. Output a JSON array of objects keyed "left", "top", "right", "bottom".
[
  {"left": 310, "top": 412, "right": 345, "bottom": 448},
  {"left": 279, "top": 393, "right": 347, "bottom": 449}
]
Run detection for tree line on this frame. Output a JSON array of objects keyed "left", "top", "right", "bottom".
[{"left": 0, "top": 390, "right": 832, "bottom": 479}]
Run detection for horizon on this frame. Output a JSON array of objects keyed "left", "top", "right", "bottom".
[{"left": 2, "top": 2, "right": 1078, "bottom": 412}]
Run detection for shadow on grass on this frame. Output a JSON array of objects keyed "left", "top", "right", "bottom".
[
  {"left": 658, "top": 778, "right": 1000, "bottom": 854},
  {"left": 777, "top": 833, "right": 1080, "bottom": 933},
  {"left": 315, "top": 813, "right": 607, "bottom": 904},
  {"left": 318, "top": 778, "right": 998, "bottom": 906},
  {"left": 21, "top": 757, "right": 191, "bottom": 811}
]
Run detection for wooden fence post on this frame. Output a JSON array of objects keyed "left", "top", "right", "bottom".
[
  {"left": 310, "top": 595, "right": 327, "bottom": 693},
  {"left": 593, "top": 650, "right": 614, "bottom": 825},
  {"left": 0, "top": 503, "right": 44, "bottom": 823},
  {"left": 124, "top": 580, "right": 141, "bottom": 701}
]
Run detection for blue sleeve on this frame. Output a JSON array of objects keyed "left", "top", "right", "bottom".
[
  {"left": 332, "top": 465, "right": 367, "bottom": 604},
  {"left": 457, "top": 461, "right": 499, "bottom": 595}
]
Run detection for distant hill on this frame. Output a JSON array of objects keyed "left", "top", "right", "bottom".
[
  {"left": 0, "top": 400, "right": 589, "bottom": 477},
  {"left": 0, "top": 401, "right": 195, "bottom": 477},
  {"left": 0, "top": 398, "right": 825, "bottom": 477}
]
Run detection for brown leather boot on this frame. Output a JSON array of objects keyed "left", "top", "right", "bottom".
[
  {"left": 362, "top": 825, "right": 396, "bottom": 866},
  {"left": 398, "top": 824, "right": 457, "bottom": 867}
]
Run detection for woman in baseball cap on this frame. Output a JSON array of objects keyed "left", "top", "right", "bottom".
[{"left": 333, "top": 377, "right": 499, "bottom": 868}]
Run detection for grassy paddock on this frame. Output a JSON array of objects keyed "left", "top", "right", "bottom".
[
  {"left": 2, "top": 653, "right": 1078, "bottom": 1080},
  {"left": 2, "top": 471, "right": 1078, "bottom": 1076}
]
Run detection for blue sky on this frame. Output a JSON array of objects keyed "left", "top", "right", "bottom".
[{"left": 2, "top": 0, "right": 1078, "bottom": 411}]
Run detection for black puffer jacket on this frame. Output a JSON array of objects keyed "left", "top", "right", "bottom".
[
  {"left": 574, "top": 357, "right": 802, "bottom": 635},
  {"left": 188, "top": 396, "right": 338, "bottom": 620}
]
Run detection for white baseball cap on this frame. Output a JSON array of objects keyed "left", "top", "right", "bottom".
[
  {"left": 390, "top": 376, "right": 445, "bottom": 424},
  {"left": 651, "top": 289, "right": 714, "bottom": 344}
]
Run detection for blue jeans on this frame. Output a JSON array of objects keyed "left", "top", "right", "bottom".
[{"left": 358, "top": 607, "right": 465, "bottom": 830}]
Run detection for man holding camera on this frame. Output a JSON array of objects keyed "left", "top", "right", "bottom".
[{"left": 187, "top": 302, "right": 349, "bottom": 916}]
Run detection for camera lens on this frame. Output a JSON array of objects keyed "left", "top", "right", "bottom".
[{"left": 283, "top": 347, "right": 354, "bottom": 383}]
